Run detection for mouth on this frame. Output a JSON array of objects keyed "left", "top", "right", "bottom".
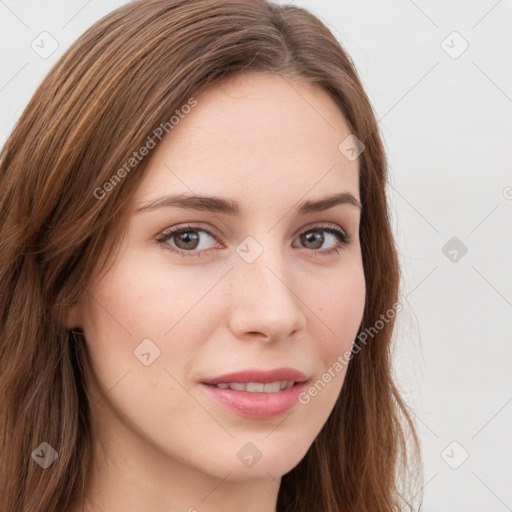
[
  {"left": 199, "top": 379, "right": 309, "bottom": 419},
  {"left": 199, "top": 367, "right": 310, "bottom": 418}
]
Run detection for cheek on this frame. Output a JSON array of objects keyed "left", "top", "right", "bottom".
[
  {"left": 314, "top": 260, "right": 366, "bottom": 353},
  {"left": 84, "top": 250, "right": 202, "bottom": 336},
  {"left": 80, "top": 253, "right": 165, "bottom": 391},
  {"left": 301, "top": 260, "right": 365, "bottom": 406},
  {"left": 80, "top": 249, "right": 220, "bottom": 391}
]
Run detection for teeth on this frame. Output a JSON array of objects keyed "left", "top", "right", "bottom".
[
  {"left": 264, "top": 382, "right": 282, "bottom": 393},
  {"left": 213, "top": 381, "right": 295, "bottom": 393},
  {"left": 246, "top": 382, "right": 265, "bottom": 392}
]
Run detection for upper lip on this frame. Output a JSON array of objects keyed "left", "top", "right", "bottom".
[{"left": 201, "top": 367, "right": 309, "bottom": 385}]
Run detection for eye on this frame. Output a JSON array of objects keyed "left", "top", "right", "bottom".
[
  {"left": 156, "top": 222, "right": 351, "bottom": 258},
  {"left": 156, "top": 224, "right": 219, "bottom": 257},
  {"left": 293, "top": 223, "right": 351, "bottom": 256}
]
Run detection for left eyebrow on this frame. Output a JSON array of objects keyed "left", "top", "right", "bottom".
[{"left": 135, "top": 191, "right": 362, "bottom": 215}]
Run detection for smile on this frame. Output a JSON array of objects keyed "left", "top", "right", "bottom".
[{"left": 208, "top": 381, "right": 296, "bottom": 393}]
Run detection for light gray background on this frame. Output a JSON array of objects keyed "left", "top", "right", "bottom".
[{"left": 1, "top": 1, "right": 511, "bottom": 510}]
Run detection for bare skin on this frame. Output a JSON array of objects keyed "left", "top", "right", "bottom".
[{"left": 68, "top": 71, "right": 366, "bottom": 512}]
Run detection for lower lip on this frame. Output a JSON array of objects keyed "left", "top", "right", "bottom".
[{"left": 199, "top": 382, "right": 308, "bottom": 419}]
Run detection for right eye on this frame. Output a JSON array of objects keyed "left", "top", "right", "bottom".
[{"left": 156, "top": 224, "right": 221, "bottom": 257}]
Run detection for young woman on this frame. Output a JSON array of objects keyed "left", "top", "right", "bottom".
[{"left": 0, "top": 1, "right": 421, "bottom": 511}]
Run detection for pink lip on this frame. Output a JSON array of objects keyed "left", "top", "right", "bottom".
[
  {"left": 199, "top": 367, "right": 309, "bottom": 419},
  {"left": 201, "top": 367, "right": 308, "bottom": 385}
]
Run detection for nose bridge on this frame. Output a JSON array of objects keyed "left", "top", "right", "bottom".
[{"left": 229, "top": 234, "right": 305, "bottom": 340}]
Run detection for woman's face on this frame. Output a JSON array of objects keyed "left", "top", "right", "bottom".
[{"left": 73, "top": 72, "right": 365, "bottom": 486}]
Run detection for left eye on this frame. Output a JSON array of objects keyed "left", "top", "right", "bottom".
[{"left": 156, "top": 223, "right": 350, "bottom": 258}]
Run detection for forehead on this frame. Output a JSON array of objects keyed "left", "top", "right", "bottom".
[{"left": 135, "top": 72, "right": 359, "bottom": 207}]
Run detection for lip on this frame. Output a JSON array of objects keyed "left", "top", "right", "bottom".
[
  {"left": 199, "top": 367, "right": 309, "bottom": 419},
  {"left": 201, "top": 367, "right": 308, "bottom": 385}
]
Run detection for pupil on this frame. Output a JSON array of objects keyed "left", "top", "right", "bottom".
[
  {"left": 303, "top": 231, "right": 323, "bottom": 249},
  {"left": 178, "top": 231, "right": 198, "bottom": 249}
]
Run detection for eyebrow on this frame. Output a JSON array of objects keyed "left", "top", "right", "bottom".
[{"left": 136, "top": 191, "right": 362, "bottom": 215}]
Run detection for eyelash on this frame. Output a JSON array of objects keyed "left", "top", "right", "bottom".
[{"left": 155, "top": 222, "right": 351, "bottom": 258}]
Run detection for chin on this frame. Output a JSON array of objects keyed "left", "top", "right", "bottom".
[{"left": 195, "top": 436, "right": 311, "bottom": 482}]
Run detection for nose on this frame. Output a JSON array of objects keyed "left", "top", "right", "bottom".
[{"left": 228, "top": 244, "right": 306, "bottom": 343}]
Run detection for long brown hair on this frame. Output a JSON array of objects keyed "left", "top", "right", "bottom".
[{"left": 0, "top": 0, "right": 421, "bottom": 510}]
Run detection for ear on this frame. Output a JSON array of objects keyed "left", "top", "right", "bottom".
[{"left": 65, "top": 302, "right": 82, "bottom": 330}]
